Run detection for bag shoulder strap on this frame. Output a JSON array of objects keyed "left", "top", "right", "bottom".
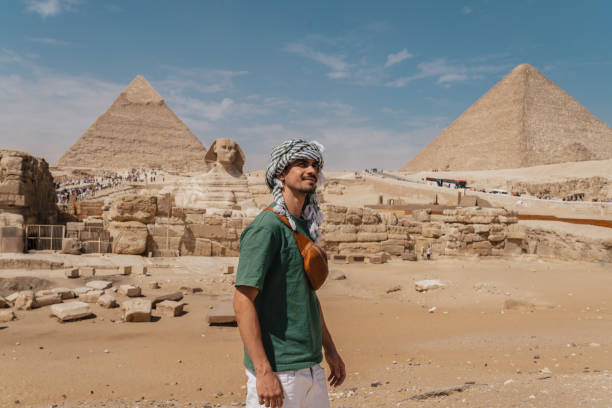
[{"left": 264, "top": 207, "right": 313, "bottom": 253}]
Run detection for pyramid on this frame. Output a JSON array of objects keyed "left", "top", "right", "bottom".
[
  {"left": 401, "top": 64, "right": 612, "bottom": 172},
  {"left": 57, "top": 75, "right": 208, "bottom": 172}
]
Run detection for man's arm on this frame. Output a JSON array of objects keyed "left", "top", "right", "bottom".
[
  {"left": 317, "top": 296, "right": 346, "bottom": 387},
  {"left": 233, "top": 286, "right": 283, "bottom": 408}
]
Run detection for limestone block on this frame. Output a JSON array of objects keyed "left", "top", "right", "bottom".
[
  {"left": 359, "top": 224, "right": 387, "bottom": 233},
  {"left": 462, "top": 233, "right": 485, "bottom": 243},
  {"left": 79, "top": 290, "right": 104, "bottom": 303},
  {"left": 61, "top": 238, "right": 81, "bottom": 255},
  {"left": 180, "top": 238, "right": 213, "bottom": 256},
  {"left": 207, "top": 301, "right": 236, "bottom": 324},
  {"left": 415, "top": 279, "right": 445, "bottom": 292},
  {"left": 109, "top": 195, "right": 157, "bottom": 223},
  {"left": 0, "top": 309, "right": 16, "bottom": 322},
  {"left": 459, "top": 225, "right": 475, "bottom": 233},
  {"left": 33, "top": 293, "right": 63, "bottom": 308},
  {"left": 321, "top": 204, "right": 347, "bottom": 214},
  {"left": 422, "top": 224, "right": 443, "bottom": 238},
  {"left": 79, "top": 267, "right": 95, "bottom": 277},
  {"left": 119, "top": 285, "right": 141, "bottom": 297},
  {"left": 387, "top": 225, "right": 409, "bottom": 238},
  {"left": 368, "top": 254, "right": 385, "bottom": 264},
  {"left": 51, "top": 302, "right": 93, "bottom": 321},
  {"left": 362, "top": 210, "right": 381, "bottom": 225},
  {"left": 64, "top": 268, "right": 81, "bottom": 279},
  {"left": 44, "top": 288, "right": 74, "bottom": 300},
  {"left": 156, "top": 300, "right": 184, "bottom": 317},
  {"left": 468, "top": 216, "right": 498, "bottom": 224},
  {"left": 6, "top": 292, "right": 19, "bottom": 303},
  {"left": 109, "top": 221, "right": 148, "bottom": 255},
  {"left": 506, "top": 224, "right": 527, "bottom": 240},
  {"left": 412, "top": 209, "right": 431, "bottom": 222},
  {"left": 152, "top": 292, "right": 184, "bottom": 308},
  {"left": 323, "top": 232, "right": 358, "bottom": 243},
  {"left": 119, "top": 265, "right": 132, "bottom": 275},
  {"left": 491, "top": 248, "right": 505, "bottom": 256},
  {"left": 380, "top": 212, "right": 398, "bottom": 226},
  {"left": 0, "top": 212, "right": 24, "bottom": 227},
  {"left": 122, "top": 299, "right": 152, "bottom": 322},
  {"left": 338, "top": 242, "right": 382, "bottom": 254},
  {"left": 211, "top": 241, "right": 238, "bottom": 256},
  {"left": 86, "top": 280, "right": 113, "bottom": 290},
  {"left": 0, "top": 296, "right": 10, "bottom": 308},
  {"left": 504, "top": 239, "right": 524, "bottom": 255},
  {"left": 357, "top": 232, "right": 388, "bottom": 242},
  {"left": 147, "top": 223, "right": 185, "bottom": 238},
  {"left": 488, "top": 232, "right": 506, "bottom": 242},
  {"left": 468, "top": 241, "right": 492, "bottom": 256},
  {"left": 14, "top": 290, "right": 35, "bottom": 310},
  {"left": 381, "top": 240, "right": 406, "bottom": 256},
  {"left": 498, "top": 216, "right": 519, "bottom": 224},
  {"left": 402, "top": 251, "right": 418, "bottom": 261},
  {"left": 189, "top": 223, "right": 228, "bottom": 240},
  {"left": 73, "top": 287, "right": 92, "bottom": 296},
  {"left": 322, "top": 224, "right": 357, "bottom": 233},
  {"left": 473, "top": 224, "right": 491, "bottom": 233},
  {"left": 324, "top": 211, "right": 345, "bottom": 224},
  {"left": 97, "top": 294, "right": 117, "bottom": 308},
  {"left": 345, "top": 208, "right": 363, "bottom": 225}
]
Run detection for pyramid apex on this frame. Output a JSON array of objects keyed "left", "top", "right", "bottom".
[
  {"left": 123, "top": 74, "right": 164, "bottom": 104},
  {"left": 511, "top": 63, "right": 537, "bottom": 74}
]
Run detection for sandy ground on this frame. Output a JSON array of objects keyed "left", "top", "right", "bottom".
[{"left": 1, "top": 255, "right": 612, "bottom": 408}]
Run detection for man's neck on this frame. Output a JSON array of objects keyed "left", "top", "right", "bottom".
[{"left": 281, "top": 188, "right": 306, "bottom": 218}]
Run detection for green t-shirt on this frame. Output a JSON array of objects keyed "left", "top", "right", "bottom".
[{"left": 235, "top": 205, "right": 322, "bottom": 372}]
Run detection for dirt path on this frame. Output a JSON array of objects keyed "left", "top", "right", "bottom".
[{"left": 1, "top": 257, "right": 611, "bottom": 407}]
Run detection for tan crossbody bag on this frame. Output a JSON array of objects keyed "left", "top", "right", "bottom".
[{"left": 265, "top": 207, "right": 329, "bottom": 290}]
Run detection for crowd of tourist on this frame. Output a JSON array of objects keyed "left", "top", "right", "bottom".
[{"left": 55, "top": 168, "right": 163, "bottom": 204}]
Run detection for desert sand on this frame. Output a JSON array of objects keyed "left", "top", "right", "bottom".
[{"left": 1, "top": 254, "right": 611, "bottom": 408}]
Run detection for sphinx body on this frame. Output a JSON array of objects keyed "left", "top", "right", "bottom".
[{"left": 163, "top": 138, "right": 259, "bottom": 215}]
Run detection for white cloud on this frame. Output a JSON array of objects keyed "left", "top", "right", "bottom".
[
  {"left": 0, "top": 52, "right": 121, "bottom": 164},
  {"left": 167, "top": 95, "right": 234, "bottom": 121},
  {"left": 384, "top": 49, "right": 413, "bottom": 68},
  {"left": 386, "top": 58, "right": 508, "bottom": 87},
  {"left": 461, "top": 6, "right": 472, "bottom": 15},
  {"left": 437, "top": 73, "right": 468, "bottom": 83},
  {"left": 284, "top": 42, "right": 350, "bottom": 79},
  {"left": 27, "top": 37, "right": 70, "bottom": 46},
  {"left": 24, "top": 0, "right": 79, "bottom": 18}
]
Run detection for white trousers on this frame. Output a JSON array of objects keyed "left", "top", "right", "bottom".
[{"left": 245, "top": 365, "right": 330, "bottom": 408}]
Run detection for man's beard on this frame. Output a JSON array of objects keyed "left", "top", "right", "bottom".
[{"left": 297, "top": 184, "right": 317, "bottom": 194}]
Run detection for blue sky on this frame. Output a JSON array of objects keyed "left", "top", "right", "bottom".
[{"left": 1, "top": 0, "right": 610, "bottom": 171}]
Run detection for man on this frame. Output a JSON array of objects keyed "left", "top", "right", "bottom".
[{"left": 233, "top": 139, "right": 346, "bottom": 408}]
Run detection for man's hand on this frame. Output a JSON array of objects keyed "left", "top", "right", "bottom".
[
  {"left": 256, "top": 370, "right": 284, "bottom": 407},
  {"left": 324, "top": 349, "right": 346, "bottom": 387}
]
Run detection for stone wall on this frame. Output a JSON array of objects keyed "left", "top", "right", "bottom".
[
  {"left": 320, "top": 204, "right": 415, "bottom": 259},
  {"left": 0, "top": 150, "right": 57, "bottom": 253},
  {"left": 0, "top": 149, "right": 57, "bottom": 225},
  {"left": 92, "top": 193, "right": 610, "bottom": 263}
]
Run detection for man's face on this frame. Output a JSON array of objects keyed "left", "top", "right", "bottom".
[
  {"left": 279, "top": 158, "right": 320, "bottom": 194},
  {"left": 214, "top": 138, "right": 238, "bottom": 165}
]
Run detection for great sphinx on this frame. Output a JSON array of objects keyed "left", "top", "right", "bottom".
[{"left": 164, "top": 138, "right": 257, "bottom": 213}]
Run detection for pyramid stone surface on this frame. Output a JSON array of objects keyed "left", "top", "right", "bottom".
[
  {"left": 57, "top": 75, "right": 208, "bottom": 172},
  {"left": 402, "top": 64, "right": 612, "bottom": 172}
]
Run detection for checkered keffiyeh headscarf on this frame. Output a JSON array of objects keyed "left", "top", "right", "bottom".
[{"left": 265, "top": 139, "right": 325, "bottom": 243}]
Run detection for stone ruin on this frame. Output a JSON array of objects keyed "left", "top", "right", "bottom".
[{"left": 0, "top": 149, "right": 57, "bottom": 253}]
